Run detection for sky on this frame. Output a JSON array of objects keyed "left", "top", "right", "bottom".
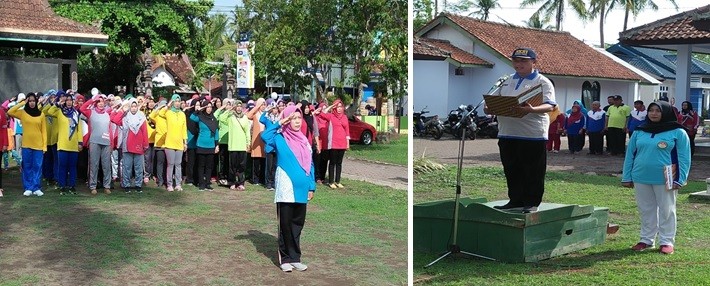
[
  {"left": 446, "top": 0, "right": 702, "bottom": 47},
  {"left": 210, "top": 0, "right": 704, "bottom": 47}
]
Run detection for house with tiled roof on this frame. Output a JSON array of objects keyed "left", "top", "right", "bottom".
[
  {"left": 619, "top": 4, "right": 710, "bottom": 115},
  {"left": 0, "top": 0, "right": 108, "bottom": 100},
  {"left": 607, "top": 43, "right": 710, "bottom": 110},
  {"left": 414, "top": 13, "right": 655, "bottom": 117}
]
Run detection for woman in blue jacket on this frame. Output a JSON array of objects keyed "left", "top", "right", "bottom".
[
  {"left": 190, "top": 99, "right": 219, "bottom": 191},
  {"left": 261, "top": 105, "right": 316, "bottom": 273},
  {"left": 622, "top": 100, "right": 690, "bottom": 255}
]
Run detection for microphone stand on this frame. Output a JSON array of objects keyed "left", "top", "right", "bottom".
[{"left": 424, "top": 76, "right": 510, "bottom": 268}]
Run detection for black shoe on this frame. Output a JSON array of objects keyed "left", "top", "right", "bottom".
[
  {"left": 522, "top": 206, "right": 538, "bottom": 213},
  {"left": 206, "top": 185, "right": 214, "bottom": 190},
  {"left": 59, "top": 188, "right": 66, "bottom": 195},
  {"left": 124, "top": 187, "right": 132, "bottom": 194},
  {"left": 136, "top": 188, "right": 143, "bottom": 193},
  {"left": 69, "top": 187, "right": 77, "bottom": 195},
  {"left": 493, "top": 203, "right": 523, "bottom": 210}
]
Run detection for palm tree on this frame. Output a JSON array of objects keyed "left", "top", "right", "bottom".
[
  {"left": 523, "top": 12, "right": 557, "bottom": 30},
  {"left": 520, "top": 0, "right": 588, "bottom": 31},
  {"left": 617, "top": 0, "right": 678, "bottom": 31},
  {"left": 588, "top": 0, "right": 612, "bottom": 48},
  {"left": 200, "top": 14, "right": 238, "bottom": 61},
  {"left": 451, "top": 0, "right": 501, "bottom": 20}
]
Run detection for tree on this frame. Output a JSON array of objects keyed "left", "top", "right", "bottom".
[
  {"left": 615, "top": 0, "right": 678, "bottom": 31},
  {"left": 49, "top": 0, "right": 212, "bottom": 94},
  {"left": 237, "top": 0, "right": 407, "bottom": 115},
  {"left": 450, "top": 0, "right": 501, "bottom": 20},
  {"left": 520, "top": 0, "right": 588, "bottom": 31},
  {"left": 414, "top": 0, "right": 436, "bottom": 31},
  {"left": 588, "top": 0, "right": 611, "bottom": 47},
  {"left": 522, "top": 12, "right": 556, "bottom": 30}
]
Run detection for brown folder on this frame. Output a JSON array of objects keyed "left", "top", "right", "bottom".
[{"left": 483, "top": 84, "right": 544, "bottom": 118}]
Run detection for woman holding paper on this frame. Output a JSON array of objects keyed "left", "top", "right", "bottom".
[{"left": 621, "top": 100, "right": 690, "bottom": 255}]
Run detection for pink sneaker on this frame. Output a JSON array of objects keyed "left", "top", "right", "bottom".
[
  {"left": 167, "top": 186, "right": 174, "bottom": 192},
  {"left": 659, "top": 245, "right": 674, "bottom": 255},
  {"left": 631, "top": 242, "right": 653, "bottom": 251},
  {"left": 238, "top": 185, "right": 245, "bottom": 191},
  {"left": 143, "top": 177, "right": 149, "bottom": 183}
]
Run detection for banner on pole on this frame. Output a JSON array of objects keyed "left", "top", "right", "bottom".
[{"left": 236, "top": 41, "right": 255, "bottom": 89}]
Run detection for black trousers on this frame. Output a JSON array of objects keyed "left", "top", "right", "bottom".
[
  {"left": 567, "top": 134, "right": 584, "bottom": 153},
  {"left": 588, "top": 132, "right": 604, "bottom": 155},
  {"left": 312, "top": 148, "right": 320, "bottom": 182},
  {"left": 77, "top": 148, "right": 89, "bottom": 180},
  {"left": 229, "top": 151, "right": 247, "bottom": 186},
  {"left": 317, "top": 149, "right": 330, "bottom": 181},
  {"left": 277, "top": 202, "right": 307, "bottom": 264},
  {"left": 218, "top": 144, "right": 229, "bottom": 180},
  {"left": 328, "top": 149, "right": 345, "bottom": 184},
  {"left": 498, "top": 139, "right": 546, "bottom": 207},
  {"left": 265, "top": 152, "right": 276, "bottom": 188},
  {"left": 186, "top": 148, "right": 198, "bottom": 184},
  {"left": 197, "top": 153, "right": 214, "bottom": 189},
  {"left": 607, "top": 127, "right": 626, "bottom": 155},
  {"left": 252, "top": 157, "right": 265, "bottom": 185}
]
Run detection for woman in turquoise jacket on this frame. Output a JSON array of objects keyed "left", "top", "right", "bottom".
[
  {"left": 622, "top": 100, "right": 690, "bottom": 255},
  {"left": 189, "top": 99, "right": 219, "bottom": 191},
  {"left": 261, "top": 105, "right": 315, "bottom": 273}
]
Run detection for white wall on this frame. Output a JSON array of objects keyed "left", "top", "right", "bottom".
[
  {"left": 413, "top": 60, "right": 449, "bottom": 116},
  {"left": 152, "top": 67, "right": 176, "bottom": 87}
]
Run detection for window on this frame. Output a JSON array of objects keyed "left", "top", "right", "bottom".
[
  {"left": 581, "top": 81, "right": 600, "bottom": 109},
  {"left": 657, "top": 85, "right": 669, "bottom": 101}
]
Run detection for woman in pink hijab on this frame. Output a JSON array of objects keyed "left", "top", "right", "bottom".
[{"left": 260, "top": 105, "right": 316, "bottom": 273}]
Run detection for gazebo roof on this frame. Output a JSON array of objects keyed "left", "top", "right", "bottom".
[
  {"left": 0, "top": 0, "right": 108, "bottom": 48},
  {"left": 619, "top": 4, "right": 710, "bottom": 53}
]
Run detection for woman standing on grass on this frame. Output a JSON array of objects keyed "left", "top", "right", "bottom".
[
  {"left": 189, "top": 99, "right": 219, "bottom": 191},
  {"left": 44, "top": 94, "right": 83, "bottom": 195},
  {"left": 622, "top": 100, "right": 691, "bottom": 255},
  {"left": 8, "top": 93, "right": 47, "bottom": 196},
  {"left": 260, "top": 105, "right": 315, "bottom": 272},
  {"left": 678, "top": 101, "right": 699, "bottom": 156},
  {"left": 159, "top": 94, "right": 188, "bottom": 192},
  {"left": 316, "top": 99, "right": 349, "bottom": 189},
  {"left": 80, "top": 94, "right": 114, "bottom": 195},
  {"left": 111, "top": 98, "right": 150, "bottom": 193},
  {"left": 218, "top": 100, "right": 251, "bottom": 190},
  {"left": 247, "top": 98, "right": 267, "bottom": 186}
]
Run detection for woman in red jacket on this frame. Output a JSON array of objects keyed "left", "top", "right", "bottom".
[
  {"left": 314, "top": 102, "right": 329, "bottom": 183},
  {"left": 679, "top": 101, "right": 700, "bottom": 156},
  {"left": 111, "top": 98, "right": 150, "bottom": 193},
  {"left": 316, "top": 99, "right": 349, "bottom": 189},
  {"left": 0, "top": 105, "right": 8, "bottom": 197}
]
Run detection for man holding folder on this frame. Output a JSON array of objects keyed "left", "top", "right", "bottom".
[{"left": 484, "top": 48, "right": 556, "bottom": 213}]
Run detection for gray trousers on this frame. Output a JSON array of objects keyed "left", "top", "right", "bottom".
[
  {"left": 165, "top": 148, "right": 183, "bottom": 188},
  {"left": 144, "top": 144, "right": 154, "bottom": 179},
  {"left": 111, "top": 149, "right": 120, "bottom": 179},
  {"left": 89, "top": 143, "right": 112, "bottom": 189},
  {"left": 14, "top": 134, "right": 22, "bottom": 160},
  {"left": 122, "top": 152, "right": 144, "bottom": 188},
  {"left": 155, "top": 147, "right": 166, "bottom": 186}
]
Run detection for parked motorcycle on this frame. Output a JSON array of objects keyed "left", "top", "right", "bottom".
[
  {"left": 443, "top": 105, "right": 477, "bottom": 140},
  {"left": 470, "top": 100, "right": 498, "bottom": 139},
  {"left": 413, "top": 106, "right": 444, "bottom": 139}
]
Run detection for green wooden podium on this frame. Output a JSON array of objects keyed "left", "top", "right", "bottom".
[{"left": 414, "top": 198, "right": 609, "bottom": 263}]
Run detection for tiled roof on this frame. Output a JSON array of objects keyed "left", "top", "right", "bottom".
[
  {"left": 413, "top": 37, "right": 449, "bottom": 58},
  {"left": 416, "top": 37, "right": 493, "bottom": 67},
  {"left": 0, "top": 0, "right": 107, "bottom": 43},
  {"left": 153, "top": 54, "right": 195, "bottom": 85},
  {"left": 607, "top": 43, "right": 710, "bottom": 79},
  {"left": 620, "top": 5, "right": 710, "bottom": 45},
  {"left": 424, "top": 13, "right": 642, "bottom": 81}
]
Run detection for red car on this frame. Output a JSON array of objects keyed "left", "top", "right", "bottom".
[{"left": 348, "top": 115, "right": 377, "bottom": 145}]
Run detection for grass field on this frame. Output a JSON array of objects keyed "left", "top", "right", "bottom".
[
  {"left": 348, "top": 135, "right": 408, "bottom": 166},
  {"left": 0, "top": 168, "right": 407, "bottom": 285},
  {"left": 414, "top": 166, "right": 710, "bottom": 285}
]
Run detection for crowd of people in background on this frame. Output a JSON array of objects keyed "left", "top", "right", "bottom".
[
  {"left": 0, "top": 89, "right": 352, "bottom": 198},
  {"left": 546, "top": 95, "right": 701, "bottom": 157}
]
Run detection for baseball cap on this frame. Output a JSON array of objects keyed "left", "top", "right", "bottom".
[
  {"left": 613, "top": 95, "right": 623, "bottom": 100},
  {"left": 511, "top": 48, "right": 537, "bottom": 59}
]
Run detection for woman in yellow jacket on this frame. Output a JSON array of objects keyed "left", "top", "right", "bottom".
[
  {"left": 157, "top": 94, "right": 187, "bottom": 192},
  {"left": 8, "top": 93, "right": 47, "bottom": 196},
  {"left": 150, "top": 99, "right": 168, "bottom": 187},
  {"left": 44, "top": 95, "right": 83, "bottom": 195}
]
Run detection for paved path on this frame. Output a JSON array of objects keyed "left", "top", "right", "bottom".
[{"left": 341, "top": 157, "right": 408, "bottom": 190}]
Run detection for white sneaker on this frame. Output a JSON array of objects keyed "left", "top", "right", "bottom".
[
  {"left": 34, "top": 190, "right": 44, "bottom": 197},
  {"left": 280, "top": 263, "right": 294, "bottom": 272},
  {"left": 23, "top": 190, "right": 33, "bottom": 196},
  {"left": 290, "top": 262, "right": 308, "bottom": 271}
]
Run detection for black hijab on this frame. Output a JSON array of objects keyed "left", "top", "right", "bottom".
[
  {"left": 186, "top": 98, "right": 200, "bottom": 136},
  {"left": 197, "top": 101, "right": 218, "bottom": 137},
  {"left": 300, "top": 100, "right": 313, "bottom": 136},
  {"left": 635, "top": 101, "right": 684, "bottom": 135},
  {"left": 24, "top": 93, "right": 42, "bottom": 117}
]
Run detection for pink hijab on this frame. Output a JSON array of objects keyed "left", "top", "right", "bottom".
[{"left": 281, "top": 105, "right": 312, "bottom": 175}]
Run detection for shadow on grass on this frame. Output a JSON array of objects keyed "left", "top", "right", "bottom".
[
  {"left": 0, "top": 199, "right": 145, "bottom": 284},
  {"left": 415, "top": 248, "right": 641, "bottom": 282},
  {"left": 234, "top": 230, "right": 279, "bottom": 266}
]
